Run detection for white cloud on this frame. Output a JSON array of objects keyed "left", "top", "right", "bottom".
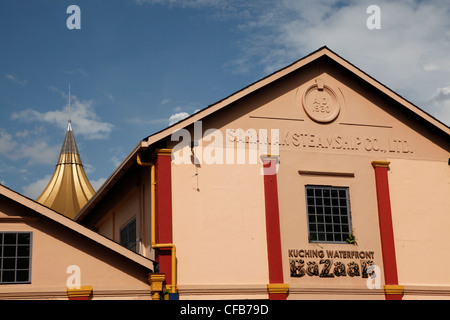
[
  {"left": 229, "top": 0, "right": 450, "bottom": 125},
  {"left": 83, "top": 163, "right": 96, "bottom": 175},
  {"left": 0, "top": 129, "right": 59, "bottom": 165},
  {"left": 160, "top": 98, "right": 171, "bottom": 105},
  {"left": 90, "top": 177, "right": 107, "bottom": 192},
  {"left": 134, "top": 0, "right": 224, "bottom": 8},
  {"left": 133, "top": 1, "right": 450, "bottom": 126},
  {"left": 427, "top": 86, "right": 450, "bottom": 125},
  {"left": 131, "top": 1, "right": 450, "bottom": 127},
  {"left": 110, "top": 155, "right": 123, "bottom": 168},
  {"left": 126, "top": 116, "right": 168, "bottom": 126},
  {"left": 168, "top": 112, "right": 190, "bottom": 125},
  {"left": 5, "top": 74, "right": 27, "bottom": 86},
  {"left": 127, "top": 108, "right": 197, "bottom": 126},
  {"left": 17, "top": 141, "right": 60, "bottom": 165},
  {"left": 133, "top": 0, "right": 261, "bottom": 21},
  {"left": 104, "top": 92, "right": 115, "bottom": 102},
  {"left": 11, "top": 94, "right": 114, "bottom": 140},
  {"left": 0, "top": 130, "right": 17, "bottom": 154},
  {"left": 22, "top": 175, "right": 52, "bottom": 200}
]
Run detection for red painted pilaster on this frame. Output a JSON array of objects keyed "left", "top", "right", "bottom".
[
  {"left": 262, "top": 156, "right": 288, "bottom": 300},
  {"left": 156, "top": 149, "right": 173, "bottom": 286},
  {"left": 371, "top": 161, "right": 402, "bottom": 300}
]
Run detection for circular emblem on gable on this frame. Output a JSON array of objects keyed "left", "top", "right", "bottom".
[{"left": 302, "top": 80, "right": 340, "bottom": 123}]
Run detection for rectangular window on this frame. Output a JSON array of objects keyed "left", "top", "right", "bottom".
[
  {"left": 305, "top": 185, "right": 352, "bottom": 243},
  {"left": 0, "top": 232, "right": 32, "bottom": 284},
  {"left": 120, "top": 218, "right": 136, "bottom": 252}
]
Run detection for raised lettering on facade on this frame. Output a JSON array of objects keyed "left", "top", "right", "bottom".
[
  {"left": 289, "top": 249, "right": 375, "bottom": 279},
  {"left": 227, "top": 130, "right": 413, "bottom": 154}
]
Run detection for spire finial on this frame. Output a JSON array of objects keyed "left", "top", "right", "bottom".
[{"left": 68, "top": 84, "right": 72, "bottom": 131}]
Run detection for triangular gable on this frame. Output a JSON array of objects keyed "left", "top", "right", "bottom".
[
  {"left": 76, "top": 46, "right": 450, "bottom": 221},
  {"left": 143, "top": 46, "right": 449, "bottom": 145},
  {"left": 0, "top": 184, "right": 154, "bottom": 270}
]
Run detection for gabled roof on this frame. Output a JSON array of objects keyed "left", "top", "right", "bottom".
[
  {"left": 37, "top": 122, "right": 95, "bottom": 219},
  {"left": 141, "top": 46, "right": 449, "bottom": 143},
  {"left": 75, "top": 46, "right": 450, "bottom": 222},
  {"left": 0, "top": 184, "right": 154, "bottom": 270}
]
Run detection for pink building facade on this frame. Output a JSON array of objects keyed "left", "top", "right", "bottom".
[
  {"left": 2, "top": 47, "right": 448, "bottom": 300},
  {"left": 76, "top": 47, "right": 450, "bottom": 300},
  {"left": 0, "top": 184, "right": 154, "bottom": 299}
]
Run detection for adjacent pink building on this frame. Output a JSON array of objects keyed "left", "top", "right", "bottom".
[
  {"left": 1, "top": 47, "right": 449, "bottom": 300},
  {"left": 0, "top": 184, "right": 154, "bottom": 299}
]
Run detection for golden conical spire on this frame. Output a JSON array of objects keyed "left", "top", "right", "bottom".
[{"left": 37, "top": 87, "right": 95, "bottom": 219}]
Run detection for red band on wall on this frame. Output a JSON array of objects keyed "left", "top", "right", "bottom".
[
  {"left": 372, "top": 162, "right": 402, "bottom": 300},
  {"left": 156, "top": 151, "right": 173, "bottom": 285},
  {"left": 262, "top": 159, "right": 286, "bottom": 300}
]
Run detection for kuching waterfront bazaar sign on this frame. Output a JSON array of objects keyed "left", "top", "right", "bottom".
[{"left": 289, "top": 249, "right": 375, "bottom": 278}]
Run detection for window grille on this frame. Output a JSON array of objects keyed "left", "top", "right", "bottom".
[
  {"left": 0, "top": 232, "right": 32, "bottom": 284},
  {"left": 305, "top": 186, "right": 352, "bottom": 243},
  {"left": 120, "top": 218, "right": 136, "bottom": 252}
]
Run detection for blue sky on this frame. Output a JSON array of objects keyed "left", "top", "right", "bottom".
[{"left": 1, "top": 0, "right": 449, "bottom": 199}]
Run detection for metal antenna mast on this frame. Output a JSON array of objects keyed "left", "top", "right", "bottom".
[
  {"left": 68, "top": 84, "right": 72, "bottom": 131},
  {"left": 69, "top": 84, "right": 71, "bottom": 124}
]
